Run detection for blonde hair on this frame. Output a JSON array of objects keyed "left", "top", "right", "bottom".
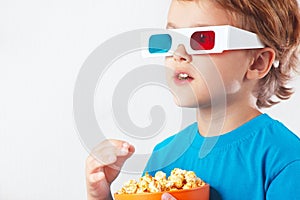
[{"left": 179, "top": 0, "right": 300, "bottom": 108}]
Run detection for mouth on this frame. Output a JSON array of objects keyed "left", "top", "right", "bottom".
[{"left": 174, "top": 71, "right": 194, "bottom": 84}]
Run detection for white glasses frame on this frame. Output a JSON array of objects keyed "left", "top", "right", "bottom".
[{"left": 141, "top": 25, "right": 265, "bottom": 57}]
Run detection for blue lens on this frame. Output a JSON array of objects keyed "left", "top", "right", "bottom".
[{"left": 148, "top": 34, "right": 172, "bottom": 54}]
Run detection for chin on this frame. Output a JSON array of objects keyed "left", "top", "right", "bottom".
[
  {"left": 173, "top": 97, "right": 200, "bottom": 108},
  {"left": 173, "top": 95, "right": 213, "bottom": 109}
]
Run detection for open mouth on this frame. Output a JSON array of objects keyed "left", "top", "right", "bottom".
[{"left": 175, "top": 72, "right": 194, "bottom": 81}]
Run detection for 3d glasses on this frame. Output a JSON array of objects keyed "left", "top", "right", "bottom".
[{"left": 141, "top": 25, "right": 265, "bottom": 57}]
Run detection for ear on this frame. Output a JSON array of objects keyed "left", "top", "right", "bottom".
[{"left": 246, "top": 48, "right": 276, "bottom": 80}]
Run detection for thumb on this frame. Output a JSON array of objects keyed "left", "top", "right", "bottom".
[{"left": 161, "top": 193, "right": 177, "bottom": 200}]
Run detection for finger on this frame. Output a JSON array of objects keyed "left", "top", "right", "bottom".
[
  {"left": 103, "top": 143, "right": 135, "bottom": 172},
  {"left": 87, "top": 171, "right": 105, "bottom": 185},
  {"left": 111, "top": 143, "right": 135, "bottom": 167},
  {"left": 115, "top": 142, "right": 130, "bottom": 156},
  {"left": 91, "top": 140, "right": 131, "bottom": 158},
  {"left": 88, "top": 140, "right": 126, "bottom": 165},
  {"left": 128, "top": 143, "right": 135, "bottom": 154},
  {"left": 161, "top": 193, "right": 177, "bottom": 200},
  {"left": 94, "top": 143, "right": 131, "bottom": 165},
  {"left": 116, "top": 142, "right": 135, "bottom": 156},
  {"left": 86, "top": 141, "right": 135, "bottom": 173},
  {"left": 94, "top": 141, "right": 135, "bottom": 162},
  {"left": 102, "top": 147, "right": 135, "bottom": 177},
  {"left": 92, "top": 139, "right": 127, "bottom": 153},
  {"left": 86, "top": 152, "right": 117, "bottom": 174}
]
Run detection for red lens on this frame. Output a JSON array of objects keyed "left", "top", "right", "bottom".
[{"left": 190, "top": 31, "right": 215, "bottom": 50}]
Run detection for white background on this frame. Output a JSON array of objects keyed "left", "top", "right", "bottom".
[{"left": 0, "top": 0, "right": 299, "bottom": 199}]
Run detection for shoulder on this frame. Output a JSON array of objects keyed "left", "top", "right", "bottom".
[
  {"left": 261, "top": 115, "right": 300, "bottom": 152},
  {"left": 255, "top": 114, "right": 300, "bottom": 177},
  {"left": 153, "top": 122, "right": 198, "bottom": 151},
  {"left": 266, "top": 159, "right": 300, "bottom": 199}
]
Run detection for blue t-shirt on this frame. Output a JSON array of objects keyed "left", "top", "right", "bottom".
[{"left": 143, "top": 114, "right": 300, "bottom": 200}]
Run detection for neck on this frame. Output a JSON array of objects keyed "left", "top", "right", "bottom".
[{"left": 196, "top": 100, "right": 261, "bottom": 137}]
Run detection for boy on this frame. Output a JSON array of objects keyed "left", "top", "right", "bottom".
[{"left": 86, "top": 0, "right": 300, "bottom": 199}]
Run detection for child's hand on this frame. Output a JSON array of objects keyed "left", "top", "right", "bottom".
[
  {"left": 85, "top": 139, "right": 135, "bottom": 200},
  {"left": 161, "top": 193, "right": 177, "bottom": 200}
]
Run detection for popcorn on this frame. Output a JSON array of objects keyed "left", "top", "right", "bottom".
[
  {"left": 154, "top": 171, "right": 166, "bottom": 182},
  {"left": 116, "top": 168, "right": 206, "bottom": 194},
  {"left": 168, "top": 174, "right": 184, "bottom": 189},
  {"left": 120, "top": 180, "right": 138, "bottom": 194},
  {"left": 148, "top": 180, "right": 162, "bottom": 193},
  {"left": 137, "top": 179, "right": 148, "bottom": 193}
]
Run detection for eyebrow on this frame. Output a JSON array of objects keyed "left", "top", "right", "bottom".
[{"left": 166, "top": 22, "right": 210, "bottom": 29}]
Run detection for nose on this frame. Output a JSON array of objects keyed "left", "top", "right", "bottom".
[{"left": 173, "top": 44, "right": 192, "bottom": 63}]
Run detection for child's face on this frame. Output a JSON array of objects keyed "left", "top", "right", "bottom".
[{"left": 165, "top": 0, "right": 255, "bottom": 108}]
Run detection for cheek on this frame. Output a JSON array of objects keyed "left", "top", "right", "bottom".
[
  {"left": 164, "top": 58, "right": 175, "bottom": 82},
  {"left": 214, "top": 67, "right": 243, "bottom": 95},
  {"left": 164, "top": 57, "right": 174, "bottom": 68},
  {"left": 164, "top": 57, "right": 174, "bottom": 73},
  {"left": 211, "top": 53, "right": 249, "bottom": 94}
]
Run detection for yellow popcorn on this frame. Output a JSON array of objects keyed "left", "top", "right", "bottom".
[
  {"left": 119, "top": 179, "right": 138, "bottom": 194},
  {"left": 168, "top": 174, "right": 184, "bottom": 189},
  {"left": 154, "top": 171, "right": 167, "bottom": 181},
  {"left": 148, "top": 180, "right": 163, "bottom": 193},
  {"left": 141, "top": 172, "right": 153, "bottom": 183},
  {"left": 137, "top": 179, "right": 149, "bottom": 193},
  {"left": 116, "top": 168, "right": 206, "bottom": 194}
]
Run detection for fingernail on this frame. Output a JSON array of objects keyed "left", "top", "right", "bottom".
[
  {"left": 122, "top": 142, "right": 129, "bottom": 148},
  {"left": 120, "top": 148, "right": 128, "bottom": 156}
]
